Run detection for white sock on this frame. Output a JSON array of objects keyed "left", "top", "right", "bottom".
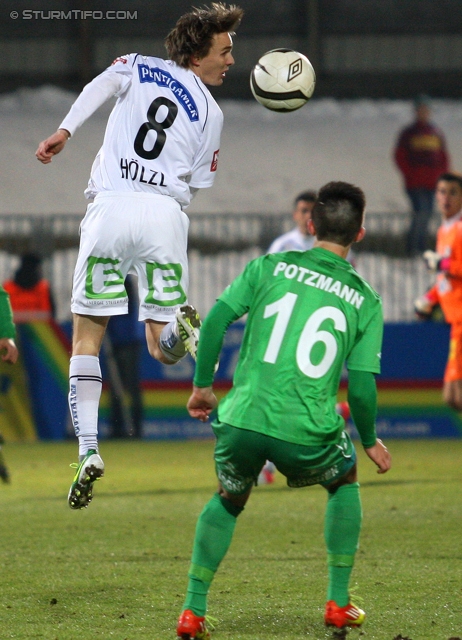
[
  {"left": 158, "top": 320, "right": 185, "bottom": 363},
  {"left": 69, "top": 355, "right": 102, "bottom": 457}
]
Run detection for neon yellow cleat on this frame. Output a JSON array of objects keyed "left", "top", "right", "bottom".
[
  {"left": 176, "top": 305, "right": 201, "bottom": 361},
  {"left": 68, "top": 449, "right": 104, "bottom": 510}
]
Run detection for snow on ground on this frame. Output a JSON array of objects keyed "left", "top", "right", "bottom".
[
  {"left": 1, "top": 87, "right": 461, "bottom": 321},
  {"left": 2, "top": 85, "right": 462, "bottom": 216}
]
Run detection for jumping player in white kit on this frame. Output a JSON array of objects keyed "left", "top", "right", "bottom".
[{"left": 35, "top": 3, "right": 244, "bottom": 510}]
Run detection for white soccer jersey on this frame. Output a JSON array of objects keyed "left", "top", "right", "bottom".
[
  {"left": 60, "top": 54, "right": 224, "bottom": 209},
  {"left": 267, "top": 227, "right": 356, "bottom": 264},
  {"left": 267, "top": 228, "right": 315, "bottom": 253}
]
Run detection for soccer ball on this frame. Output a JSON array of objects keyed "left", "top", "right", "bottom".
[{"left": 250, "top": 49, "right": 316, "bottom": 113}]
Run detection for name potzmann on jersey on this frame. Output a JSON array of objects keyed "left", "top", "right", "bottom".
[
  {"left": 120, "top": 158, "right": 167, "bottom": 187},
  {"left": 273, "top": 260, "right": 365, "bottom": 309}
]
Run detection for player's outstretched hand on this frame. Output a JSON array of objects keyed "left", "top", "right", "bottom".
[
  {"left": 35, "top": 129, "right": 70, "bottom": 164},
  {"left": 414, "top": 294, "right": 434, "bottom": 319},
  {"left": 0, "top": 338, "right": 18, "bottom": 365},
  {"left": 364, "top": 439, "right": 391, "bottom": 474},
  {"left": 187, "top": 385, "right": 218, "bottom": 422}
]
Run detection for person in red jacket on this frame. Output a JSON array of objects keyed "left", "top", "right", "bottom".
[{"left": 394, "top": 95, "right": 450, "bottom": 257}]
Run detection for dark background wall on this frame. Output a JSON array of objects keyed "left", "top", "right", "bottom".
[{"left": 1, "top": 0, "right": 462, "bottom": 98}]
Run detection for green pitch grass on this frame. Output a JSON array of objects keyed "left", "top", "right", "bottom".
[{"left": 0, "top": 439, "right": 461, "bottom": 640}]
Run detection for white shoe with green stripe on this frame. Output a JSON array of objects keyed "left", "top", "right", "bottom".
[{"left": 68, "top": 449, "right": 104, "bottom": 510}]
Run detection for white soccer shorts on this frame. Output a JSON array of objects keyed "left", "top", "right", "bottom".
[{"left": 71, "top": 191, "right": 190, "bottom": 322}]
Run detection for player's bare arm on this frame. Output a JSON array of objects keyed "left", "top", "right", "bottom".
[
  {"left": 0, "top": 338, "right": 18, "bottom": 364},
  {"left": 187, "top": 385, "right": 218, "bottom": 422},
  {"left": 364, "top": 439, "right": 392, "bottom": 474},
  {"left": 35, "top": 128, "right": 70, "bottom": 164}
]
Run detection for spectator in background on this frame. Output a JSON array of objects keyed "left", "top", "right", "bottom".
[
  {"left": 394, "top": 95, "right": 450, "bottom": 257},
  {"left": 3, "top": 253, "right": 55, "bottom": 323},
  {"left": 268, "top": 190, "right": 355, "bottom": 264},
  {"left": 268, "top": 190, "right": 317, "bottom": 253},
  {"left": 105, "top": 275, "right": 144, "bottom": 439},
  {"left": 0, "top": 284, "right": 19, "bottom": 483},
  {"left": 415, "top": 172, "right": 462, "bottom": 411}
]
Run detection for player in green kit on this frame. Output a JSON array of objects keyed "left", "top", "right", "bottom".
[{"left": 176, "top": 181, "right": 392, "bottom": 639}]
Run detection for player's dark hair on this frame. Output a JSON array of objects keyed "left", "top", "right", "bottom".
[
  {"left": 165, "top": 3, "right": 243, "bottom": 68},
  {"left": 294, "top": 190, "right": 317, "bottom": 206},
  {"left": 311, "top": 181, "right": 365, "bottom": 247},
  {"left": 437, "top": 172, "right": 462, "bottom": 191}
]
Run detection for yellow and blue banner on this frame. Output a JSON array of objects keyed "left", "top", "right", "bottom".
[
  {"left": 132, "top": 320, "right": 462, "bottom": 440},
  {"left": 0, "top": 353, "right": 36, "bottom": 442},
  {"left": 4, "top": 319, "right": 460, "bottom": 441},
  {"left": 13, "top": 321, "right": 70, "bottom": 440}
]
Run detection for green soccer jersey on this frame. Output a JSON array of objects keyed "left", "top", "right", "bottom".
[
  {"left": 0, "top": 286, "right": 15, "bottom": 340},
  {"left": 217, "top": 247, "right": 383, "bottom": 447}
]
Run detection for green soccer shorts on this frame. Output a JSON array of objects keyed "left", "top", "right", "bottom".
[{"left": 212, "top": 420, "right": 357, "bottom": 495}]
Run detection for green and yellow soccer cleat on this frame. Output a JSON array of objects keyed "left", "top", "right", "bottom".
[
  {"left": 68, "top": 449, "right": 104, "bottom": 510},
  {"left": 0, "top": 441, "right": 10, "bottom": 484},
  {"left": 176, "top": 609, "right": 211, "bottom": 640},
  {"left": 176, "top": 305, "right": 201, "bottom": 361},
  {"left": 324, "top": 600, "right": 365, "bottom": 628},
  {"left": 0, "top": 461, "right": 10, "bottom": 483}
]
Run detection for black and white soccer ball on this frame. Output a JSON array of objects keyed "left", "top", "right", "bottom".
[{"left": 250, "top": 49, "right": 316, "bottom": 112}]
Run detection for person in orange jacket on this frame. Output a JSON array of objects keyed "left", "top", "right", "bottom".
[
  {"left": 415, "top": 172, "right": 462, "bottom": 410},
  {"left": 3, "top": 253, "right": 55, "bottom": 323}
]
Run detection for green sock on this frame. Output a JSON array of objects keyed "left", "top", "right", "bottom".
[
  {"left": 324, "top": 482, "right": 362, "bottom": 607},
  {"left": 183, "top": 493, "right": 243, "bottom": 616}
]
